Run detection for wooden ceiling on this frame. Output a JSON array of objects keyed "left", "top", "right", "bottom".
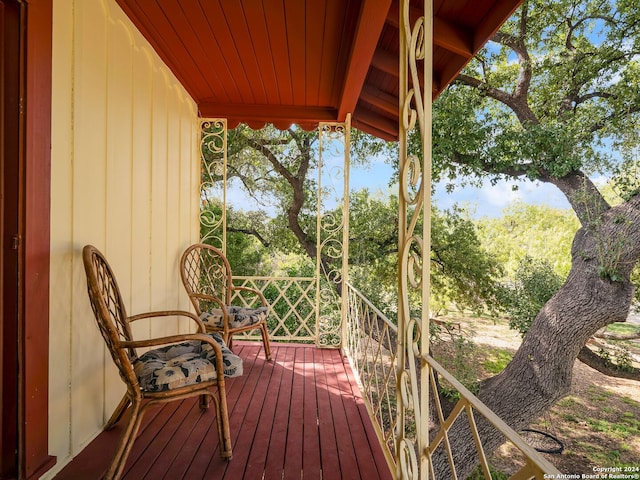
[{"left": 116, "top": 0, "right": 522, "bottom": 140}]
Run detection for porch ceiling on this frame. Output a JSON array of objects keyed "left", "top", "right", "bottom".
[{"left": 116, "top": 0, "right": 522, "bottom": 141}]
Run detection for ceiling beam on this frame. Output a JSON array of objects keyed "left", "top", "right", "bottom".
[
  {"left": 386, "top": 1, "right": 473, "bottom": 58},
  {"left": 371, "top": 48, "right": 438, "bottom": 94},
  {"left": 360, "top": 85, "right": 397, "bottom": 116},
  {"left": 353, "top": 105, "right": 398, "bottom": 138},
  {"left": 198, "top": 102, "right": 338, "bottom": 124},
  {"left": 336, "top": 0, "right": 393, "bottom": 121},
  {"left": 353, "top": 120, "right": 397, "bottom": 141},
  {"left": 434, "top": 18, "right": 473, "bottom": 58}
]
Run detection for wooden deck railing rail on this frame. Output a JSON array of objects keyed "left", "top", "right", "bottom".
[{"left": 343, "top": 281, "right": 562, "bottom": 479}]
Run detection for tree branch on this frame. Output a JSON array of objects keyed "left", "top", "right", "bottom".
[
  {"left": 227, "top": 226, "right": 271, "bottom": 248},
  {"left": 578, "top": 346, "right": 640, "bottom": 381},
  {"left": 537, "top": 169, "right": 610, "bottom": 226},
  {"left": 455, "top": 74, "right": 538, "bottom": 125},
  {"left": 594, "top": 329, "right": 640, "bottom": 341}
]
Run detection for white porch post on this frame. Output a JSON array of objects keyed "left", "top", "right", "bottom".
[
  {"left": 396, "top": 0, "right": 433, "bottom": 478},
  {"left": 316, "top": 117, "right": 351, "bottom": 348}
]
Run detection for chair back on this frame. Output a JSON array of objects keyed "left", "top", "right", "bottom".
[
  {"left": 180, "top": 243, "right": 233, "bottom": 315},
  {"left": 82, "top": 245, "right": 139, "bottom": 389}
]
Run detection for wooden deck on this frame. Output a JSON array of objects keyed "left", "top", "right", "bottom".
[{"left": 53, "top": 343, "right": 393, "bottom": 480}]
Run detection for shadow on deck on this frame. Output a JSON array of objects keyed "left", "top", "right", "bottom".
[{"left": 53, "top": 342, "right": 393, "bottom": 480}]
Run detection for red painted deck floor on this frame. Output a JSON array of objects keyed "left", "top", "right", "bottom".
[{"left": 53, "top": 343, "right": 393, "bottom": 480}]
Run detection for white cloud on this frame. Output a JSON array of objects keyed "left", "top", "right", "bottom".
[{"left": 433, "top": 178, "right": 571, "bottom": 218}]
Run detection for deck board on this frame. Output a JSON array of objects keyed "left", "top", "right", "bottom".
[{"left": 53, "top": 343, "right": 393, "bottom": 480}]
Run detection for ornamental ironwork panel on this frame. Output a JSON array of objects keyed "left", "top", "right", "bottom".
[
  {"left": 199, "top": 119, "right": 227, "bottom": 249},
  {"left": 316, "top": 117, "right": 351, "bottom": 348},
  {"left": 397, "top": 1, "right": 433, "bottom": 478}
]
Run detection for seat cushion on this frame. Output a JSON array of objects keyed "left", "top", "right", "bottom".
[
  {"left": 200, "top": 306, "right": 268, "bottom": 329},
  {"left": 134, "top": 333, "right": 243, "bottom": 392}
]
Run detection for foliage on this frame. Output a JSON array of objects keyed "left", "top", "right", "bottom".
[
  {"left": 498, "top": 256, "right": 564, "bottom": 336},
  {"left": 425, "top": 0, "right": 640, "bottom": 187},
  {"left": 347, "top": 191, "right": 504, "bottom": 319},
  {"left": 466, "top": 465, "right": 509, "bottom": 480},
  {"left": 431, "top": 327, "right": 480, "bottom": 400},
  {"left": 430, "top": 206, "right": 504, "bottom": 316},
  {"left": 477, "top": 202, "right": 578, "bottom": 279},
  {"left": 596, "top": 345, "right": 635, "bottom": 373},
  {"left": 204, "top": 124, "right": 506, "bottom": 322},
  {"left": 200, "top": 201, "right": 269, "bottom": 276}
]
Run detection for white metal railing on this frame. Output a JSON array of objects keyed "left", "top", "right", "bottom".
[
  {"left": 343, "top": 282, "right": 561, "bottom": 479},
  {"left": 344, "top": 281, "right": 400, "bottom": 469}
]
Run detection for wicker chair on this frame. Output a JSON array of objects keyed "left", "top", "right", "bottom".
[
  {"left": 180, "top": 243, "right": 272, "bottom": 360},
  {"left": 82, "top": 245, "right": 235, "bottom": 480}
]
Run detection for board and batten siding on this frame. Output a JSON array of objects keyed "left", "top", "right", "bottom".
[{"left": 46, "top": 0, "right": 200, "bottom": 476}]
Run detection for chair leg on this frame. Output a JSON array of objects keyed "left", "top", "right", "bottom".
[
  {"left": 105, "top": 394, "right": 131, "bottom": 430},
  {"left": 216, "top": 383, "right": 233, "bottom": 460},
  {"left": 104, "top": 399, "right": 144, "bottom": 480},
  {"left": 260, "top": 322, "right": 272, "bottom": 361},
  {"left": 227, "top": 334, "right": 234, "bottom": 350},
  {"left": 200, "top": 393, "right": 211, "bottom": 410}
]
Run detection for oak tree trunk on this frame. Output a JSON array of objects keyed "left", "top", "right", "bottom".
[{"left": 435, "top": 194, "right": 640, "bottom": 478}]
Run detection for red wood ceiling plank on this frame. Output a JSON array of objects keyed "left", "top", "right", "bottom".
[
  {"left": 321, "top": 1, "right": 350, "bottom": 108},
  {"left": 337, "top": 0, "right": 393, "bottom": 121},
  {"left": 199, "top": 0, "right": 255, "bottom": 104},
  {"left": 264, "top": 1, "right": 293, "bottom": 106},
  {"left": 220, "top": 1, "right": 267, "bottom": 104},
  {"left": 117, "top": 0, "right": 210, "bottom": 100},
  {"left": 329, "top": 2, "right": 359, "bottom": 107},
  {"left": 243, "top": 1, "right": 280, "bottom": 104},
  {"left": 182, "top": 0, "right": 243, "bottom": 104},
  {"left": 284, "top": 0, "right": 306, "bottom": 105},
  {"left": 305, "top": 0, "right": 326, "bottom": 106},
  {"left": 160, "top": 1, "right": 228, "bottom": 101}
]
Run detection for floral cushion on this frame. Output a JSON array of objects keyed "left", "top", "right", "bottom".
[
  {"left": 200, "top": 306, "right": 268, "bottom": 329},
  {"left": 133, "top": 333, "right": 243, "bottom": 392}
]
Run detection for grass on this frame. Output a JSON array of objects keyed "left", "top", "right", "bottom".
[
  {"left": 587, "top": 385, "right": 614, "bottom": 402},
  {"left": 482, "top": 348, "right": 514, "bottom": 374},
  {"left": 605, "top": 322, "right": 640, "bottom": 335},
  {"left": 529, "top": 386, "right": 640, "bottom": 473},
  {"left": 430, "top": 314, "right": 640, "bottom": 475},
  {"left": 466, "top": 465, "right": 509, "bottom": 480}
]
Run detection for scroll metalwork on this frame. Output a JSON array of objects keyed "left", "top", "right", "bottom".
[
  {"left": 396, "top": 1, "right": 432, "bottom": 478},
  {"left": 316, "top": 117, "right": 351, "bottom": 347},
  {"left": 199, "top": 119, "right": 227, "bottom": 248}
]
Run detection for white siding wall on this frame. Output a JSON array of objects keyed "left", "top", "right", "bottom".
[{"left": 46, "top": 0, "right": 200, "bottom": 476}]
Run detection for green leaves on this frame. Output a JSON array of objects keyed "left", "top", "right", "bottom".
[
  {"left": 498, "top": 256, "right": 564, "bottom": 336},
  {"left": 423, "top": 0, "right": 640, "bottom": 188}
]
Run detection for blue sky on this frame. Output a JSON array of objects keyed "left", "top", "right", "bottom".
[
  {"left": 349, "top": 159, "right": 572, "bottom": 219},
  {"left": 225, "top": 157, "right": 574, "bottom": 219}
]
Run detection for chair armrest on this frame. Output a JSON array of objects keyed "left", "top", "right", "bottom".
[
  {"left": 189, "top": 293, "right": 226, "bottom": 311},
  {"left": 121, "top": 332, "right": 223, "bottom": 358},
  {"left": 189, "top": 294, "right": 231, "bottom": 331},
  {"left": 128, "top": 310, "right": 206, "bottom": 333},
  {"left": 230, "top": 286, "right": 267, "bottom": 308}
]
